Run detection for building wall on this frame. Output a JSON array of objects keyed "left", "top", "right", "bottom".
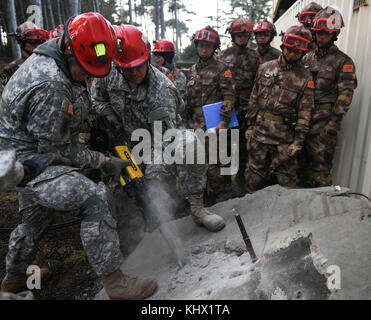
[{"left": 271, "top": 0, "right": 371, "bottom": 197}]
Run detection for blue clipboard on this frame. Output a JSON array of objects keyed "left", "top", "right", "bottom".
[{"left": 202, "top": 101, "right": 239, "bottom": 132}]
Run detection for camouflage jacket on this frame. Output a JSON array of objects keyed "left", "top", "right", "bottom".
[
  {"left": 168, "top": 64, "right": 187, "bottom": 102},
  {"left": 218, "top": 46, "right": 259, "bottom": 117},
  {"left": 0, "top": 57, "right": 27, "bottom": 99},
  {"left": 153, "top": 63, "right": 187, "bottom": 106},
  {"left": 247, "top": 57, "right": 315, "bottom": 146},
  {"left": 0, "top": 39, "right": 105, "bottom": 178},
  {"left": 186, "top": 57, "right": 235, "bottom": 129},
  {"left": 302, "top": 44, "right": 357, "bottom": 134},
  {"left": 256, "top": 46, "right": 281, "bottom": 64},
  {"left": 91, "top": 63, "right": 182, "bottom": 149}
]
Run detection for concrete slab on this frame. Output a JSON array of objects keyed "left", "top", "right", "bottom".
[{"left": 96, "top": 185, "right": 371, "bottom": 300}]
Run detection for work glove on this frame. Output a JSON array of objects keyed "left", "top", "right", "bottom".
[
  {"left": 288, "top": 143, "right": 303, "bottom": 157},
  {"left": 102, "top": 156, "right": 132, "bottom": 182},
  {"left": 320, "top": 120, "right": 340, "bottom": 147},
  {"left": 215, "top": 120, "right": 229, "bottom": 134}
]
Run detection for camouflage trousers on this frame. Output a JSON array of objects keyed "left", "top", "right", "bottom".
[
  {"left": 247, "top": 139, "right": 297, "bottom": 191},
  {"left": 299, "top": 133, "right": 337, "bottom": 187},
  {"left": 6, "top": 170, "right": 123, "bottom": 277}
]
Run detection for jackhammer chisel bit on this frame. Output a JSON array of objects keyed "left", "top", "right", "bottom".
[{"left": 233, "top": 208, "right": 258, "bottom": 263}]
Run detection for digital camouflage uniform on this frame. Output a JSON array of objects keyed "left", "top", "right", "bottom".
[
  {"left": 301, "top": 45, "right": 357, "bottom": 186},
  {"left": 186, "top": 56, "right": 235, "bottom": 202},
  {"left": 90, "top": 64, "right": 207, "bottom": 197},
  {"left": 0, "top": 39, "right": 123, "bottom": 276},
  {"left": 0, "top": 57, "right": 26, "bottom": 99},
  {"left": 167, "top": 64, "right": 187, "bottom": 102},
  {"left": 246, "top": 57, "right": 315, "bottom": 190},
  {"left": 257, "top": 46, "right": 281, "bottom": 64},
  {"left": 218, "top": 46, "right": 259, "bottom": 185}
]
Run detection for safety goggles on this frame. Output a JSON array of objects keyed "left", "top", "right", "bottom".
[
  {"left": 48, "top": 28, "right": 64, "bottom": 39},
  {"left": 24, "top": 29, "right": 49, "bottom": 41},
  {"left": 194, "top": 30, "right": 218, "bottom": 43},
  {"left": 231, "top": 22, "right": 253, "bottom": 33},
  {"left": 253, "top": 21, "right": 272, "bottom": 32},
  {"left": 297, "top": 12, "right": 317, "bottom": 24},
  {"left": 282, "top": 34, "right": 310, "bottom": 51},
  {"left": 312, "top": 19, "right": 341, "bottom": 32}
]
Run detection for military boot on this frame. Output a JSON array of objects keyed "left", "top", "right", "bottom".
[
  {"left": 187, "top": 194, "right": 225, "bottom": 232},
  {"left": 1, "top": 268, "right": 51, "bottom": 294},
  {"left": 102, "top": 269, "right": 157, "bottom": 300}
]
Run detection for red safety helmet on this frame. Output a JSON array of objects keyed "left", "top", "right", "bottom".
[
  {"left": 114, "top": 24, "right": 150, "bottom": 68},
  {"left": 253, "top": 21, "right": 277, "bottom": 37},
  {"left": 193, "top": 29, "right": 218, "bottom": 44},
  {"left": 153, "top": 39, "right": 175, "bottom": 53},
  {"left": 48, "top": 28, "right": 64, "bottom": 39},
  {"left": 63, "top": 12, "right": 117, "bottom": 77},
  {"left": 297, "top": 2, "right": 323, "bottom": 26},
  {"left": 282, "top": 25, "right": 312, "bottom": 52}
]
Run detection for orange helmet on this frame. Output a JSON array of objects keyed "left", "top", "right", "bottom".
[
  {"left": 114, "top": 24, "right": 151, "bottom": 68},
  {"left": 153, "top": 39, "right": 175, "bottom": 53},
  {"left": 62, "top": 12, "right": 117, "bottom": 77}
]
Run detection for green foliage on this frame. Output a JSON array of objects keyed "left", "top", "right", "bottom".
[
  {"left": 229, "top": 0, "right": 271, "bottom": 23},
  {"left": 66, "top": 249, "right": 87, "bottom": 265},
  {"left": 181, "top": 43, "right": 198, "bottom": 62}
]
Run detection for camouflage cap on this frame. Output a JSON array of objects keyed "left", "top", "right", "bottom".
[
  {"left": 300, "top": 2, "right": 323, "bottom": 14},
  {"left": 0, "top": 150, "right": 24, "bottom": 192},
  {"left": 285, "top": 24, "right": 313, "bottom": 42}
]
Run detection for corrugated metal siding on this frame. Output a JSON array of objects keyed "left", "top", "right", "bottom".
[{"left": 272, "top": 0, "right": 371, "bottom": 197}]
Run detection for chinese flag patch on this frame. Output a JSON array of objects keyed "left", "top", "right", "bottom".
[
  {"left": 259, "top": 57, "right": 263, "bottom": 64},
  {"left": 307, "top": 80, "right": 315, "bottom": 88},
  {"left": 168, "top": 74, "right": 174, "bottom": 81},
  {"left": 343, "top": 65, "right": 354, "bottom": 72},
  {"left": 67, "top": 102, "right": 74, "bottom": 116},
  {"left": 225, "top": 70, "right": 232, "bottom": 78}
]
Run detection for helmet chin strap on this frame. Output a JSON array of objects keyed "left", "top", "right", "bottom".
[{"left": 313, "top": 32, "right": 337, "bottom": 50}]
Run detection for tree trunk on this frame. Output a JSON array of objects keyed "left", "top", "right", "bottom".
[
  {"left": 174, "top": 0, "right": 180, "bottom": 59},
  {"left": 70, "top": 0, "right": 79, "bottom": 16},
  {"left": 78, "top": 0, "right": 81, "bottom": 14},
  {"left": 128, "top": 0, "right": 133, "bottom": 24},
  {"left": 155, "top": 0, "right": 159, "bottom": 40},
  {"left": 6, "top": 0, "right": 21, "bottom": 59},
  {"left": 47, "top": 0, "right": 56, "bottom": 28},
  {"left": 17, "top": 0, "right": 25, "bottom": 22},
  {"left": 160, "top": 0, "right": 165, "bottom": 38},
  {"left": 42, "top": 0, "right": 49, "bottom": 30},
  {"left": 57, "top": 0, "right": 63, "bottom": 25},
  {"left": 94, "top": 0, "right": 100, "bottom": 13}
]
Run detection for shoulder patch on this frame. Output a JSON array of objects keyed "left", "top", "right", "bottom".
[
  {"left": 168, "top": 74, "right": 174, "bottom": 81},
  {"left": 224, "top": 70, "right": 232, "bottom": 78},
  {"left": 307, "top": 80, "right": 315, "bottom": 89},
  {"left": 66, "top": 101, "right": 74, "bottom": 116},
  {"left": 0, "top": 72, "right": 9, "bottom": 85},
  {"left": 258, "top": 57, "right": 263, "bottom": 64},
  {"left": 343, "top": 64, "right": 354, "bottom": 73}
]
